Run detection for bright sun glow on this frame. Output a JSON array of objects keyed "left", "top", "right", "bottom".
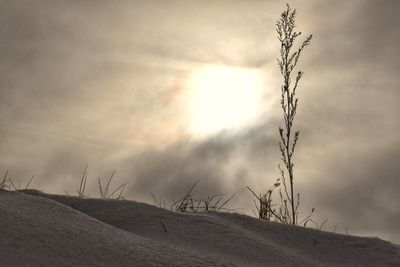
[{"left": 187, "top": 65, "right": 264, "bottom": 136}]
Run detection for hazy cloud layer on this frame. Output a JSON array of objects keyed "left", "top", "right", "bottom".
[{"left": 1, "top": 0, "right": 399, "bottom": 242}]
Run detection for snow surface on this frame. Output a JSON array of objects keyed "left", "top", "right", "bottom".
[{"left": 1, "top": 189, "right": 399, "bottom": 266}]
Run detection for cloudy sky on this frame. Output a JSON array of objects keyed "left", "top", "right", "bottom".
[{"left": 1, "top": 0, "right": 399, "bottom": 243}]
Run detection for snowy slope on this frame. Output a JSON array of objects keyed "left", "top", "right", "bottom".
[
  {"left": 0, "top": 190, "right": 227, "bottom": 266},
  {"left": 1, "top": 189, "right": 399, "bottom": 266}
]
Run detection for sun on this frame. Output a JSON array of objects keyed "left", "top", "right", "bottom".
[{"left": 187, "top": 65, "right": 264, "bottom": 136}]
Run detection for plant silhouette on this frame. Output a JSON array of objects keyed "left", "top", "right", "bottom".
[{"left": 248, "top": 3, "right": 313, "bottom": 226}]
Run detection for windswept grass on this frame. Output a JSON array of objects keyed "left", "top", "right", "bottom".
[
  {"left": 77, "top": 164, "right": 89, "bottom": 198},
  {"left": 98, "top": 170, "right": 128, "bottom": 200},
  {"left": 1, "top": 170, "right": 10, "bottom": 190},
  {"left": 152, "top": 180, "right": 235, "bottom": 213},
  {"left": 75, "top": 164, "right": 128, "bottom": 200},
  {"left": 1, "top": 170, "right": 34, "bottom": 191}
]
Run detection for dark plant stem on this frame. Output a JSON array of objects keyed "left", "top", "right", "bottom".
[{"left": 277, "top": 4, "right": 312, "bottom": 225}]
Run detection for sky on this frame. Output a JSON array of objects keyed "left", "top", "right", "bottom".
[{"left": 1, "top": 0, "right": 399, "bottom": 243}]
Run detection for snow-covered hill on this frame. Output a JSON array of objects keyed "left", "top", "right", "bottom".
[{"left": 1, "top": 189, "right": 399, "bottom": 266}]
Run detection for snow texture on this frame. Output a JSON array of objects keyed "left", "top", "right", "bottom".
[{"left": 1, "top": 189, "right": 399, "bottom": 266}]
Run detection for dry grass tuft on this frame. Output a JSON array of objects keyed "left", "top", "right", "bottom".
[
  {"left": 75, "top": 164, "right": 128, "bottom": 200},
  {"left": 1, "top": 170, "right": 34, "bottom": 191},
  {"left": 98, "top": 170, "right": 128, "bottom": 200},
  {"left": 152, "top": 180, "right": 235, "bottom": 213}
]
